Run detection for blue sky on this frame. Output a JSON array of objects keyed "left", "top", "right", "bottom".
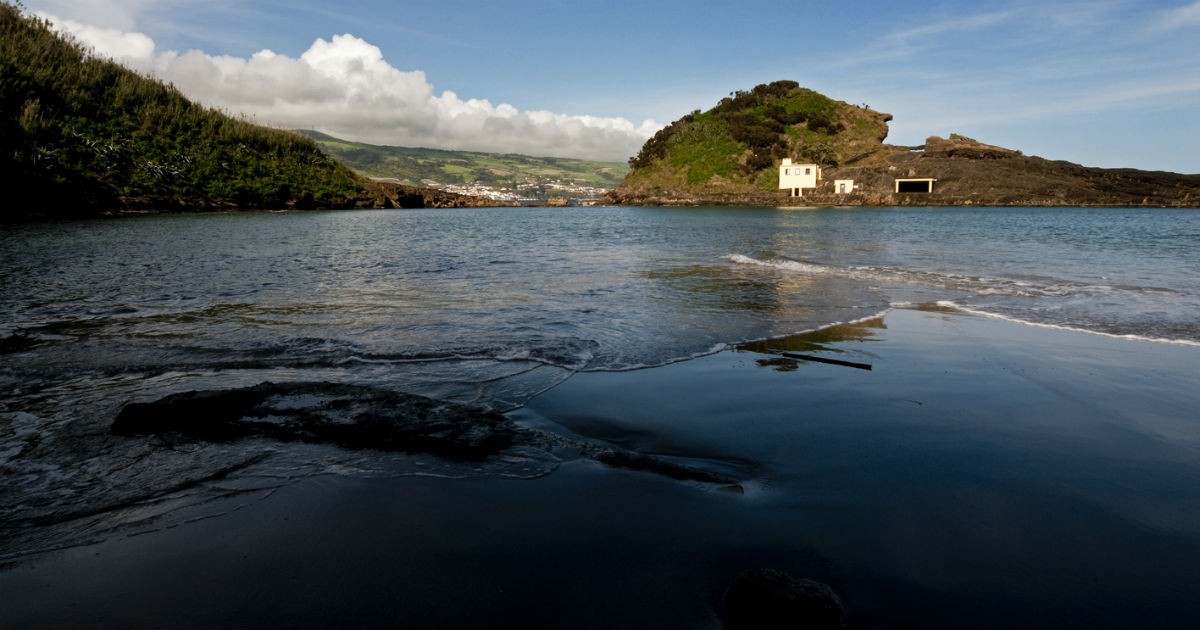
[{"left": 25, "top": 0, "right": 1200, "bottom": 173}]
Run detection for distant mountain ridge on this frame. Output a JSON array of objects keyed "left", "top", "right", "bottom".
[
  {"left": 608, "top": 81, "right": 1200, "bottom": 207},
  {"left": 296, "top": 130, "right": 627, "bottom": 200}
]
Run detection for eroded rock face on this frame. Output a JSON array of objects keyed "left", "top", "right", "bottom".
[
  {"left": 112, "top": 382, "right": 516, "bottom": 461},
  {"left": 722, "top": 568, "right": 846, "bottom": 630}
]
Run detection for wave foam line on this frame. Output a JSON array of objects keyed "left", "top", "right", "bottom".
[
  {"left": 726, "top": 253, "right": 1081, "bottom": 298},
  {"left": 584, "top": 307, "right": 902, "bottom": 373},
  {"left": 723, "top": 253, "right": 831, "bottom": 275},
  {"left": 933, "top": 301, "right": 1200, "bottom": 348},
  {"left": 342, "top": 347, "right": 596, "bottom": 371},
  {"left": 580, "top": 342, "right": 731, "bottom": 373}
]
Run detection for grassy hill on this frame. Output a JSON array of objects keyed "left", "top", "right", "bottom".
[
  {"left": 618, "top": 80, "right": 892, "bottom": 197},
  {"left": 0, "top": 2, "right": 361, "bottom": 218},
  {"left": 296, "top": 130, "right": 627, "bottom": 198},
  {"left": 610, "top": 81, "right": 1200, "bottom": 207}
]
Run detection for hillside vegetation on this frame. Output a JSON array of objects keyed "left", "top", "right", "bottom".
[
  {"left": 611, "top": 80, "right": 1200, "bottom": 207},
  {"left": 298, "top": 130, "right": 626, "bottom": 198},
  {"left": 619, "top": 80, "right": 891, "bottom": 196},
  {"left": 0, "top": 3, "right": 361, "bottom": 217}
]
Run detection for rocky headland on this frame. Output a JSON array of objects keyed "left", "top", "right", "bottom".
[{"left": 606, "top": 82, "right": 1200, "bottom": 207}]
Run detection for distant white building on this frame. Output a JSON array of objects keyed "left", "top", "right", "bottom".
[
  {"left": 779, "top": 158, "right": 820, "bottom": 197},
  {"left": 834, "top": 179, "right": 855, "bottom": 194}
]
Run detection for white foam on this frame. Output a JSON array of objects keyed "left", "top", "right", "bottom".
[
  {"left": 727, "top": 253, "right": 1086, "bottom": 298},
  {"left": 932, "top": 301, "right": 1200, "bottom": 347},
  {"left": 581, "top": 342, "right": 730, "bottom": 373},
  {"left": 723, "top": 253, "right": 832, "bottom": 275}
]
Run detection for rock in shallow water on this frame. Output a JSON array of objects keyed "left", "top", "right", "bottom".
[
  {"left": 722, "top": 568, "right": 846, "bottom": 629},
  {"left": 112, "top": 381, "right": 516, "bottom": 461},
  {"left": 592, "top": 449, "right": 739, "bottom": 485},
  {"left": 113, "top": 381, "right": 748, "bottom": 488}
]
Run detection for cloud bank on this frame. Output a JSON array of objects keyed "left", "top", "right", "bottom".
[{"left": 42, "top": 15, "right": 658, "bottom": 162}]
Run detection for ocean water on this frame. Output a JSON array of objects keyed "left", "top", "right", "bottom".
[{"left": 2, "top": 205, "right": 1199, "bottom": 557}]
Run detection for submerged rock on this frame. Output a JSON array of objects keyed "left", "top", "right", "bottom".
[
  {"left": 112, "top": 381, "right": 516, "bottom": 460},
  {"left": 0, "top": 333, "right": 38, "bottom": 354},
  {"left": 722, "top": 568, "right": 846, "bottom": 629},
  {"left": 113, "top": 381, "right": 750, "bottom": 487},
  {"left": 592, "top": 449, "right": 738, "bottom": 485}
]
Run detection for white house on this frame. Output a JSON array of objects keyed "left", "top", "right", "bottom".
[
  {"left": 834, "top": 179, "right": 855, "bottom": 194},
  {"left": 779, "top": 158, "right": 820, "bottom": 197}
]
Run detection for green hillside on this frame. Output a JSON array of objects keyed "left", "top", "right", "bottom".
[
  {"left": 618, "top": 80, "right": 892, "bottom": 196},
  {"left": 0, "top": 3, "right": 361, "bottom": 217},
  {"left": 297, "top": 130, "right": 627, "bottom": 198}
]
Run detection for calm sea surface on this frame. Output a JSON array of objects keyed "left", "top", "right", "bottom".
[
  {"left": 2, "top": 205, "right": 1199, "bottom": 557},
  {"left": 5, "top": 206, "right": 1198, "bottom": 386}
]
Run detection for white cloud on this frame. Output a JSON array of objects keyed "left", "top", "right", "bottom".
[
  {"left": 37, "top": 14, "right": 157, "bottom": 60},
  {"left": 32, "top": 0, "right": 155, "bottom": 30},
  {"left": 882, "top": 9, "right": 1017, "bottom": 45},
  {"left": 40, "top": 15, "right": 657, "bottom": 162},
  {"left": 1147, "top": 0, "right": 1200, "bottom": 30}
]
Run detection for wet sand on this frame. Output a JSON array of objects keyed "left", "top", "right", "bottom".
[{"left": 2, "top": 307, "right": 1199, "bottom": 628}]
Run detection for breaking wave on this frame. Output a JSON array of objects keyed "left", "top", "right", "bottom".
[
  {"left": 725, "top": 253, "right": 1085, "bottom": 298},
  {"left": 726, "top": 253, "right": 1200, "bottom": 345},
  {"left": 929, "top": 301, "right": 1200, "bottom": 347}
]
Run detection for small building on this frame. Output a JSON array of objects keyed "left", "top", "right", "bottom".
[
  {"left": 834, "top": 179, "right": 855, "bottom": 194},
  {"left": 895, "top": 178, "right": 936, "bottom": 193},
  {"left": 779, "top": 158, "right": 821, "bottom": 197}
]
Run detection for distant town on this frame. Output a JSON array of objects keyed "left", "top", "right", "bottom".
[
  {"left": 431, "top": 179, "right": 612, "bottom": 204},
  {"left": 297, "top": 129, "right": 627, "bottom": 206}
]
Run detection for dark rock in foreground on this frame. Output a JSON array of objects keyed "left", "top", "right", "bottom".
[
  {"left": 722, "top": 568, "right": 846, "bottom": 629},
  {"left": 0, "top": 333, "right": 38, "bottom": 354},
  {"left": 112, "top": 381, "right": 515, "bottom": 460},
  {"left": 113, "top": 381, "right": 750, "bottom": 487}
]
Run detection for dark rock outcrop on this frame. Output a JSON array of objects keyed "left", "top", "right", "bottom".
[
  {"left": 722, "top": 568, "right": 846, "bottom": 630},
  {"left": 592, "top": 449, "right": 738, "bottom": 485},
  {"left": 0, "top": 334, "right": 38, "bottom": 354},
  {"left": 112, "top": 381, "right": 516, "bottom": 460},
  {"left": 113, "top": 381, "right": 748, "bottom": 487}
]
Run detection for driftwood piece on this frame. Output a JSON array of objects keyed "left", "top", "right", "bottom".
[{"left": 781, "top": 352, "right": 872, "bottom": 371}]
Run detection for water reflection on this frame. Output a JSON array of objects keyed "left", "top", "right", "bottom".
[
  {"left": 734, "top": 316, "right": 886, "bottom": 372},
  {"left": 737, "top": 315, "right": 887, "bottom": 355}
]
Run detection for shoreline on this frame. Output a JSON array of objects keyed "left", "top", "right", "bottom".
[
  {"left": 7, "top": 202, "right": 1200, "bottom": 226},
  {"left": 2, "top": 307, "right": 1199, "bottom": 628}
]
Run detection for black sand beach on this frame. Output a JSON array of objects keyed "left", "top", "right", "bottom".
[{"left": 2, "top": 307, "right": 1198, "bottom": 628}]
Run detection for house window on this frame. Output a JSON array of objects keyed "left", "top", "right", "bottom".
[{"left": 804, "top": 168, "right": 811, "bottom": 175}]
